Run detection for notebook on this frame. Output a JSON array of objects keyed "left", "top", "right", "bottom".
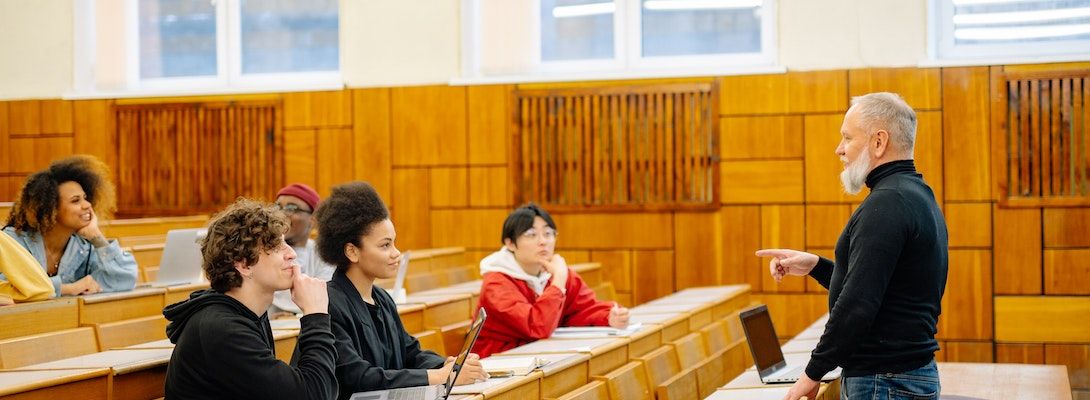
[
  {"left": 349, "top": 307, "right": 487, "bottom": 400},
  {"left": 739, "top": 304, "right": 841, "bottom": 384},
  {"left": 479, "top": 356, "right": 547, "bottom": 377}
]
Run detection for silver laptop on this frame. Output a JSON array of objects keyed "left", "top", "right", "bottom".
[
  {"left": 151, "top": 228, "right": 207, "bottom": 287},
  {"left": 350, "top": 308, "right": 487, "bottom": 400},
  {"left": 739, "top": 305, "right": 841, "bottom": 384},
  {"left": 392, "top": 251, "right": 411, "bottom": 294}
]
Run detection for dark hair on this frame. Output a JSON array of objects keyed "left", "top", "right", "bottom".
[
  {"left": 501, "top": 203, "right": 557, "bottom": 245},
  {"left": 6, "top": 155, "right": 116, "bottom": 233},
  {"left": 315, "top": 182, "right": 389, "bottom": 271},
  {"left": 201, "top": 199, "right": 289, "bottom": 292}
]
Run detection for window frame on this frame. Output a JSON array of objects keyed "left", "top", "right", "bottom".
[{"left": 929, "top": 0, "right": 1090, "bottom": 62}]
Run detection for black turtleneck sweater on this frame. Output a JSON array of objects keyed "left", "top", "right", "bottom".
[{"left": 805, "top": 160, "right": 949, "bottom": 380}]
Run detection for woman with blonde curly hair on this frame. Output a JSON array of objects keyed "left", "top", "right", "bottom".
[{"left": 3, "top": 155, "right": 138, "bottom": 296}]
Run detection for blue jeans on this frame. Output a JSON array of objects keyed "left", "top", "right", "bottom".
[{"left": 840, "top": 360, "right": 940, "bottom": 400}]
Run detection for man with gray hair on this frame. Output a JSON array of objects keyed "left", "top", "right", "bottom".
[{"left": 756, "top": 92, "right": 949, "bottom": 400}]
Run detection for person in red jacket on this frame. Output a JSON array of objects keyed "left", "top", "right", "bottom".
[{"left": 471, "top": 203, "right": 630, "bottom": 357}]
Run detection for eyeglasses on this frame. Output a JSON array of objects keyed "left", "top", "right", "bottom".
[
  {"left": 519, "top": 228, "right": 558, "bottom": 242},
  {"left": 275, "top": 203, "right": 312, "bottom": 215}
]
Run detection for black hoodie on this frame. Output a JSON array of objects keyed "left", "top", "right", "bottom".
[{"left": 163, "top": 289, "right": 337, "bottom": 400}]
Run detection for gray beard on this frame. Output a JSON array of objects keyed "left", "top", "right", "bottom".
[{"left": 840, "top": 152, "right": 872, "bottom": 195}]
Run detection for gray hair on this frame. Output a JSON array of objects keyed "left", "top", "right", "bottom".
[{"left": 849, "top": 92, "right": 916, "bottom": 156}]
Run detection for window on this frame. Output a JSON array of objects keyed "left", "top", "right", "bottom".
[
  {"left": 126, "top": 0, "right": 335, "bottom": 91},
  {"left": 931, "top": 0, "right": 1090, "bottom": 60},
  {"left": 465, "top": 0, "right": 775, "bottom": 78}
]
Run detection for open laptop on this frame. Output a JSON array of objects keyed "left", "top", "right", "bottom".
[
  {"left": 739, "top": 305, "right": 841, "bottom": 384},
  {"left": 149, "top": 228, "right": 207, "bottom": 287},
  {"left": 350, "top": 307, "right": 487, "bottom": 400}
]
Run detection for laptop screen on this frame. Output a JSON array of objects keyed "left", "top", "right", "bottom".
[
  {"left": 739, "top": 305, "right": 787, "bottom": 373},
  {"left": 442, "top": 308, "right": 487, "bottom": 395}
]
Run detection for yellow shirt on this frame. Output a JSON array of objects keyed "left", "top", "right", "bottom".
[{"left": 0, "top": 231, "right": 53, "bottom": 302}]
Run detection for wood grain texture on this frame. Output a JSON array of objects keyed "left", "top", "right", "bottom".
[
  {"left": 391, "top": 85, "right": 467, "bottom": 166},
  {"left": 721, "top": 71, "right": 848, "bottom": 115},
  {"left": 720, "top": 160, "right": 804, "bottom": 204},
  {"left": 1044, "top": 208, "right": 1090, "bottom": 248},
  {"left": 9, "top": 137, "right": 73, "bottom": 174},
  {"left": 391, "top": 168, "right": 432, "bottom": 250},
  {"left": 674, "top": 211, "right": 722, "bottom": 289},
  {"left": 750, "top": 293, "right": 828, "bottom": 338},
  {"left": 720, "top": 116, "right": 803, "bottom": 160},
  {"left": 283, "top": 129, "right": 317, "bottom": 188},
  {"left": 468, "top": 166, "right": 510, "bottom": 207},
  {"left": 429, "top": 167, "right": 468, "bottom": 207},
  {"left": 720, "top": 206, "right": 763, "bottom": 289},
  {"left": 937, "top": 341, "right": 994, "bottom": 363},
  {"left": 633, "top": 250, "right": 675, "bottom": 304},
  {"left": 915, "top": 111, "right": 945, "bottom": 203},
  {"left": 1045, "top": 344, "right": 1090, "bottom": 389},
  {"left": 283, "top": 90, "right": 353, "bottom": 129},
  {"left": 1045, "top": 249, "right": 1090, "bottom": 295},
  {"left": 552, "top": 213, "right": 674, "bottom": 249},
  {"left": 803, "top": 114, "right": 867, "bottom": 203},
  {"left": 72, "top": 100, "right": 115, "bottom": 170},
  {"left": 996, "top": 343, "right": 1045, "bottom": 364},
  {"left": 467, "top": 85, "right": 510, "bottom": 165},
  {"left": 7, "top": 100, "right": 40, "bottom": 135},
  {"left": 590, "top": 250, "right": 633, "bottom": 293},
  {"left": 316, "top": 128, "right": 356, "bottom": 197},
  {"left": 848, "top": 68, "right": 942, "bottom": 110},
  {"left": 352, "top": 88, "right": 392, "bottom": 197},
  {"left": 429, "top": 208, "right": 508, "bottom": 249},
  {"left": 996, "top": 296, "right": 1090, "bottom": 342},
  {"left": 938, "top": 250, "right": 992, "bottom": 340},
  {"left": 804, "top": 204, "right": 850, "bottom": 248},
  {"left": 760, "top": 205, "right": 806, "bottom": 293},
  {"left": 942, "top": 67, "right": 992, "bottom": 201},
  {"left": 0, "top": 102, "right": 8, "bottom": 172},
  {"left": 39, "top": 100, "right": 73, "bottom": 134},
  {"left": 993, "top": 205, "right": 1042, "bottom": 294},
  {"left": 946, "top": 202, "right": 992, "bottom": 248}
]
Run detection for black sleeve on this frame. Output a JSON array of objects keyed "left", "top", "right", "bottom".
[
  {"left": 391, "top": 307, "right": 446, "bottom": 369},
  {"left": 204, "top": 313, "right": 337, "bottom": 400},
  {"left": 805, "top": 190, "right": 909, "bottom": 381},
  {"left": 809, "top": 257, "right": 835, "bottom": 289},
  {"left": 331, "top": 308, "right": 432, "bottom": 392}
]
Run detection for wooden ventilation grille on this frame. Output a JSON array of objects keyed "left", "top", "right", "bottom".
[
  {"left": 114, "top": 101, "right": 284, "bottom": 217},
  {"left": 994, "top": 69, "right": 1090, "bottom": 207},
  {"left": 512, "top": 83, "right": 719, "bottom": 211}
]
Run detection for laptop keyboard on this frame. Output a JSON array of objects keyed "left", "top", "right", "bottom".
[
  {"left": 768, "top": 365, "right": 805, "bottom": 382},
  {"left": 387, "top": 387, "right": 428, "bottom": 400}
]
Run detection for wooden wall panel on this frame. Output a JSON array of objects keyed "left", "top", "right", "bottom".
[
  {"left": 1046, "top": 344, "right": 1090, "bottom": 390},
  {"left": 316, "top": 128, "right": 356, "bottom": 197},
  {"left": 993, "top": 206, "right": 1042, "bottom": 294},
  {"left": 0, "top": 177, "right": 23, "bottom": 201},
  {"left": 719, "top": 75, "right": 788, "bottom": 115},
  {"left": 0, "top": 102, "right": 9, "bottom": 172},
  {"left": 1044, "top": 208, "right": 1090, "bottom": 248},
  {"left": 803, "top": 114, "right": 867, "bottom": 203},
  {"left": 938, "top": 341, "right": 994, "bottom": 363},
  {"left": 674, "top": 211, "right": 722, "bottom": 289},
  {"left": 915, "top": 111, "right": 944, "bottom": 203},
  {"left": 848, "top": 68, "right": 942, "bottom": 110},
  {"left": 552, "top": 213, "right": 673, "bottom": 249},
  {"left": 430, "top": 167, "right": 468, "bottom": 207},
  {"left": 720, "top": 205, "right": 762, "bottom": 288},
  {"left": 391, "top": 86, "right": 467, "bottom": 166},
  {"left": 759, "top": 205, "right": 806, "bottom": 293},
  {"left": 751, "top": 293, "right": 828, "bottom": 338},
  {"left": 9, "top": 137, "right": 73, "bottom": 173},
  {"left": 942, "top": 67, "right": 992, "bottom": 201},
  {"left": 938, "top": 250, "right": 992, "bottom": 340},
  {"left": 283, "top": 90, "right": 353, "bottom": 129},
  {"left": 467, "top": 85, "right": 510, "bottom": 165},
  {"left": 1044, "top": 249, "right": 1090, "bottom": 295},
  {"left": 72, "top": 100, "right": 115, "bottom": 170},
  {"left": 282, "top": 129, "right": 317, "bottom": 189},
  {"left": 468, "top": 166, "right": 509, "bottom": 207},
  {"left": 996, "top": 296, "right": 1090, "bottom": 342},
  {"left": 633, "top": 250, "right": 674, "bottom": 304},
  {"left": 352, "top": 88, "right": 392, "bottom": 197},
  {"left": 787, "top": 71, "right": 849, "bottom": 114},
  {"left": 591, "top": 250, "right": 633, "bottom": 293},
  {"left": 720, "top": 160, "right": 804, "bottom": 204},
  {"left": 804, "top": 204, "right": 850, "bottom": 248},
  {"left": 392, "top": 168, "right": 432, "bottom": 250},
  {"left": 39, "top": 100, "right": 73, "bottom": 134},
  {"left": 996, "top": 343, "right": 1045, "bottom": 364},
  {"left": 720, "top": 116, "right": 803, "bottom": 160},
  {"left": 430, "top": 208, "right": 507, "bottom": 249},
  {"left": 7, "top": 100, "right": 40, "bottom": 135},
  {"left": 946, "top": 202, "right": 992, "bottom": 248}
]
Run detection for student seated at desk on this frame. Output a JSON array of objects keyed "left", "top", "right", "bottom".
[
  {"left": 163, "top": 199, "right": 336, "bottom": 400},
  {"left": 2, "top": 155, "right": 137, "bottom": 297},
  {"left": 302, "top": 182, "right": 487, "bottom": 400},
  {"left": 0, "top": 232, "right": 53, "bottom": 302},
  {"left": 472, "top": 203, "right": 630, "bottom": 358}
]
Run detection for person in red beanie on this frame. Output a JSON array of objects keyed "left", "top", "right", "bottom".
[{"left": 269, "top": 183, "right": 336, "bottom": 317}]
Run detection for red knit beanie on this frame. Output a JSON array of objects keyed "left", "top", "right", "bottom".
[{"left": 276, "top": 183, "right": 320, "bottom": 211}]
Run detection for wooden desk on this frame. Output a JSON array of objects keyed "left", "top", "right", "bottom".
[
  {"left": 15, "top": 348, "right": 173, "bottom": 400},
  {"left": 781, "top": 338, "right": 819, "bottom": 354},
  {"left": 501, "top": 337, "right": 629, "bottom": 377},
  {"left": 405, "top": 293, "right": 473, "bottom": 329},
  {"left": 269, "top": 318, "right": 301, "bottom": 330},
  {"left": 628, "top": 312, "right": 690, "bottom": 342},
  {"left": 485, "top": 352, "right": 591, "bottom": 399},
  {"left": 273, "top": 330, "right": 299, "bottom": 363},
  {"left": 163, "top": 282, "right": 210, "bottom": 306},
  {"left": 631, "top": 303, "right": 712, "bottom": 332},
  {"left": 0, "top": 298, "right": 78, "bottom": 340},
  {"left": 397, "top": 303, "right": 426, "bottom": 333},
  {"left": 78, "top": 288, "right": 166, "bottom": 325},
  {"left": 449, "top": 372, "right": 544, "bottom": 400},
  {"left": 938, "top": 362, "right": 1072, "bottom": 400},
  {"left": 118, "top": 339, "right": 173, "bottom": 350},
  {"left": 708, "top": 385, "right": 835, "bottom": 400},
  {"left": 0, "top": 368, "right": 111, "bottom": 400},
  {"left": 645, "top": 284, "right": 751, "bottom": 320}
]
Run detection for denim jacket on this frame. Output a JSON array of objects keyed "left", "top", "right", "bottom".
[{"left": 2, "top": 226, "right": 138, "bottom": 296}]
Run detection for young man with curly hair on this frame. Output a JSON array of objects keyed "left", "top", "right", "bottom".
[{"left": 163, "top": 199, "right": 337, "bottom": 400}]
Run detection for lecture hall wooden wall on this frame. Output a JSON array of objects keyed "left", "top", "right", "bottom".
[{"left": 0, "top": 63, "right": 1087, "bottom": 398}]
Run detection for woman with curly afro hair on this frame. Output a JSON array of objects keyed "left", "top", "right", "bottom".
[{"left": 3, "top": 155, "right": 138, "bottom": 296}]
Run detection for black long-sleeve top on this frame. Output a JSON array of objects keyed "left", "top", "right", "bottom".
[
  {"left": 164, "top": 290, "right": 337, "bottom": 400},
  {"left": 805, "top": 160, "right": 949, "bottom": 380},
  {"left": 299, "top": 271, "right": 446, "bottom": 400}
]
